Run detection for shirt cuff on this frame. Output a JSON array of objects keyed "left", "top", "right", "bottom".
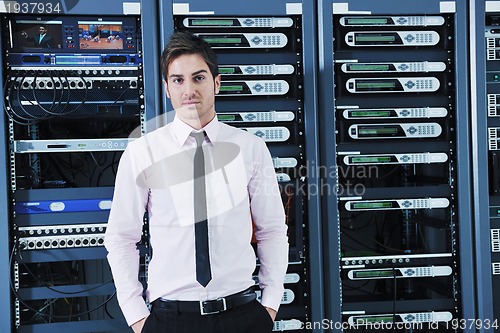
[
  {"left": 121, "top": 296, "right": 151, "bottom": 327},
  {"left": 260, "top": 285, "right": 284, "bottom": 312}
]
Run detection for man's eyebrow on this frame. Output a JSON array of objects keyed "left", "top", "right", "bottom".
[
  {"left": 192, "top": 69, "right": 208, "bottom": 76},
  {"left": 169, "top": 74, "right": 183, "bottom": 79},
  {"left": 168, "top": 70, "right": 207, "bottom": 79}
]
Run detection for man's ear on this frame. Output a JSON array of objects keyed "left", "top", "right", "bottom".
[
  {"left": 214, "top": 74, "right": 221, "bottom": 95},
  {"left": 163, "top": 79, "right": 170, "bottom": 99}
]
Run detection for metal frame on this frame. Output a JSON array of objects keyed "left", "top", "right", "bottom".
[
  {"left": 454, "top": 1, "right": 480, "bottom": 328},
  {"left": 317, "top": 1, "right": 342, "bottom": 330},
  {"left": 471, "top": 0, "right": 496, "bottom": 330},
  {"left": 0, "top": 28, "right": 13, "bottom": 333}
]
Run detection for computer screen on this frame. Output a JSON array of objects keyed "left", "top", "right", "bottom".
[
  {"left": 78, "top": 20, "right": 123, "bottom": 50},
  {"left": 11, "top": 19, "right": 63, "bottom": 50}
]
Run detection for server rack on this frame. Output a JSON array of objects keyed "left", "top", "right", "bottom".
[
  {"left": 159, "top": 0, "right": 323, "bottom": 332},
  {"left": 0, "top": 1, "right": 160, "bottom": 332},
  {"left": 319, "top": 0, "right": 475, "bottom": 331}
]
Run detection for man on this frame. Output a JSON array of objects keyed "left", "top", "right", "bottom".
[
  {"left": 104, "top": 32, "right": 289, "bottom": 333},
  {"left": 21, "top": 25, "right": 53, "bottom": 48}
]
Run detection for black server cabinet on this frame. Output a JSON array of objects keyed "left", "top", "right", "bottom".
[
  {"left": 160, "top": 0, "right": 323, "bottom": 331},
  {"left": 319, "top": 0, "right": 475, "bottom": 332},
  {"left": 0, "top": 1, "right": 161, "bottom": 332}
]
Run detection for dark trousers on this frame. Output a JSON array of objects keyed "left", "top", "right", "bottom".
[{"left": 142, "top": 299, "right": 274, "bottom": 333}]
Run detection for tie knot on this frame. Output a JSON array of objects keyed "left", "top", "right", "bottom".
[{"left": 190, "top": 131, "right": 205, "bottom": 147}]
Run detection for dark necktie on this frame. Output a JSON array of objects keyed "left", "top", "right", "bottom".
[{"left": 191, "top": 131, "right": 212, "bottom": 287}]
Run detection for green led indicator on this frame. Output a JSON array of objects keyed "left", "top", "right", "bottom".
[
  {"left": 349, "top": 64, "right": 390, "bottom": 71},
  {"left": 350, "top": 110, "right": 391, "bottom": 117},
  {"left": 220, "top": 85, "right": 244, "bottom": 91},
  {"left": 203, "top": 37, "right": 242, "bottom": 44},
  {"left": 217, "top": 114, "right": 237, "bottom": 121},
  {"left": 352, "top": 202, "right": 393, "bottom": 209},
  {"left": 358, "top": 127, "right": 399, "bottom": 135},
  {"left": 346, "top": 18, "right": 389, "bottom": 25},
  {"left": 219, "top": 67, "right": 236, "bottom": 74},
  {"left": 356, "top": 316, "right": 394, "bottom": 324},
  {"left": 192, "top": 19, "right": 234, "bottom": 26},
  {"left": 351, "top": 156, "right": 392, "bottom": 163},
  {"left": 357, "top": 82, "right": 396, "bottom": 89},
  {"left": 356, "top": 34, "right": 396, "bottom": 42},
  {"left": 354, "top": 270, "right": 394, "bottom": 278}
]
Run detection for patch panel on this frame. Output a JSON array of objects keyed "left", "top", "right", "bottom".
[
  {"left": 17, "top": 223, "right": 107, "bottom": 237},
  {"left": 273, "top": 157, "right": 298, "bottom": 168},
  {"left": 14, "top": 138, "right": 133, "bottom": 153},
  {"left": 11, "top": 76, "right": 139, "bottom": 90},
  {"left": 341, "top": 253, "right": 453, "bottom": 267},
  {"left": 256, "top": 289, "right": 295, "bottom": 305},
  {"left": 346, "top": 265, "right": 452, "bottom": 280},
  {"left": 273, "top": 319, "right": 303, "bottom": 331},
  {"left": 347, "top": 311, "right": 453, "bottom": 325},
  {"left": 18, "top": 234, "right": 105, "bottom": 250},
  {"left": 253, "top": 273, "right": 301, "bottom": 285},
  {"left": 491, "top": 228, "right": 500, "bottom": 252},
  {"left": 344, "top": 197, "right": 450, "bottom": 211},
  {"left": 493, "top": 263, "right": 500, "bottom": 275},
  {"left": 182, "top": 17, "right": 294, "bottom": 29}
]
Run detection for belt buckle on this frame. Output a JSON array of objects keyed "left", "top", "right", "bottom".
[{"left": 199, "top": 298, "right": 227, "bottom": 315}]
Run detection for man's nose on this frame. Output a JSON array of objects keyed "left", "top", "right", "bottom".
[{"left": 183, "top": 81, "right": 196, "bottom": 97}]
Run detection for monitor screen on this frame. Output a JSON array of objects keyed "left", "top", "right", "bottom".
[
  {"left": 11, "top": 19, "right": 63, "bottom": 50},
  {"left": 6, "top": 15, "right": 137, "bottom": 53},
  {"left": 78, "top": 20, "right": 123, "bottom": 50}
]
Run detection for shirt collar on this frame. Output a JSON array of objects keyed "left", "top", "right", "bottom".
[{"left": 172, "top": 114, "right": 220, "bottom": 146}]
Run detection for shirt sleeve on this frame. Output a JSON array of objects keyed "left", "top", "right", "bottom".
[
  {"left": 248, "top": 138, "right": 289, "bottom": 312},
  {"left": 104, "top": 145, "right": 151, "bottom": 326}
]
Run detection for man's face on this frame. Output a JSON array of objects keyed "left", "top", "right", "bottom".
[
  {"left": 164, "top": 53, "right": 220, "bottom": 129},
  {"left": 39, "top": 27, "right": 46, "bottom": 34}
]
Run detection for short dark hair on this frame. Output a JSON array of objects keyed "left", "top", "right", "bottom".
[{"left": 161, "top": 31, "right": 218, "bottom": 81}]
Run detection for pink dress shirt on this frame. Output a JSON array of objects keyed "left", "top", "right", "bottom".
[{"left": 104, "top": 115, "right": 289, "bottom": 326}]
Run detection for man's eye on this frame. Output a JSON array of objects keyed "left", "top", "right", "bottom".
[
  {"left": 173, "top": 78, "right": 183, "bottom": 84},
  {"left": 195, "top": 76, "right": 205, "bottom": 81}
]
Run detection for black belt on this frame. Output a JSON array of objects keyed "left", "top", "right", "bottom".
[{"left": 152, "top": 287, "right": 257, "bottom": 315}]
